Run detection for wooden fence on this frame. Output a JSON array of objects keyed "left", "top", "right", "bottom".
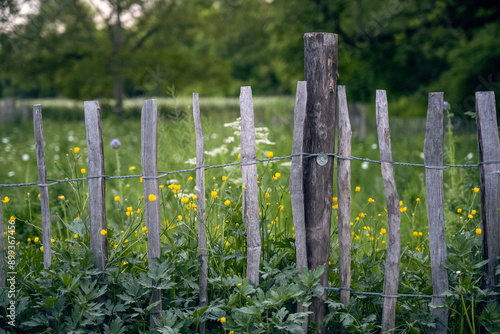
[{"left": 1, "top": 33, "right": 499, "bottom": 333}]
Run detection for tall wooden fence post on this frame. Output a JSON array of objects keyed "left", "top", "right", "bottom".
[
  {"left": 337, "top": 85, "right": 352, "bottom": 307},
  {"left": 376, "top": 90, "right": 400, "bottom": 333},
  {"left": 303, "top": 32, "right": 338, "bottom": 333},
  {"left": 240, "top": 86, "right": 261, "bottom": 287},
  {"left": 141, "top": 99, "right": 163, "bottom": 324},
  {"left": 33, "top": 104, "right": 52, "bottom": 285},
  {"left": 84, "top": 101, "right": 108, "bottom": 271},
  {"left": 476, "top": 91, "right": 500, "bottom": 293},
  {"left": 424, "top": 93, "right": 449, "bottom": 333},
  {"left": 193, "top": 93, "right": 208, "bottom": 334}
]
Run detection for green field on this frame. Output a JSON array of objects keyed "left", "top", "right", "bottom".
[{"left": 1, "top": 97, "right": 496, "bottom": 333}]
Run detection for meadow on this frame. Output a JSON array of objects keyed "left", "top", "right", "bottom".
[{"left": 0, "top": 97, "right": 498, "bottom": 333}]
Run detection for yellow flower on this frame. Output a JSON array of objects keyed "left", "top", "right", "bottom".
[
  {"left": 332, "top": 204, "right": 338, "bottom": 210},
  {"left": 224, "top": 200, "right": 231, "bottom": 206},
  {"left": 142, "top": 226, "right": 148, "bottom": 232},
  {"left": 149, "top": 194, "right": 156, "bottom": 202},
  {"left": 51, "top": 238, "right": 55, "bottom": 243},
  {"left": 474, "top": 187, "right": 480, "bottom": 193},
  {"left": 137, "top": 208, "right": 142, "bottom": 214},
  {"left": 267, "top": 151, "right": 274, "bottom": 159},
  {"left": 192, "top": 195, "right": 197, "bottom": 200},
  {"left": 265, "top": 192, "right": 270, "bottom": 198},
  {"left": 471, "top": 210, "right": 477, "bottom": 215},
  {"left": 354, "top": 235, "right": 360, "bottom": 240},
  {"left": 40, "top": 246, "right": 43, "bottom": 252},
  {"left": 413, "top": 231, "right": 419, "bottom": 237},
  {"left": 368, "top": 198, "right": 375, "bottom": 203},
  {"left": 238, "top": 154, "right": 241, "bottom": 160},
  {"left": 242, "top": 186, "right": 247, "bottom": 189},
  {"left": 220, "top": 317, "right": 226, "bottom": 323},
  {"left": 416, "top": 247, "right": 421, "bottom": 252},
  {"left": 181, "top": 197, "right": 189, "bottom": 204},
  {"left": 27, "top": 238, "right": 31, "bottom": 242},
  {"left": 188, "top": 176, "right": 193, "bottom": 181},
  {"left": 81, "top": 168, "right": 86, "bottom": 174},
  {"left": 9, "top": 216, "right": 15, "bottom": 222},
  {"left": 2, "top": 196, "right": 10, "bottom": 203},
  {"left": 122, "top": 262, "right": 128, "bottom": 265},
  {"left": 74, "top": 234, "right": 78, "bottom": 239},
  {"left": 332, "top": 197, "right": 338, "bottom": 203},
  {"left": 58, "top": 195, "right": 65, "bottom": 200},
  {"left": 399, "top": 201, "right": 403, "bottom": 207},
  {"left": 222, "top": 176, "right": 227, "bottom": 181},
  {"left": 214, "top": 226, "right": 219, "bottom": 231},
  {"left": 114, "top": 196, "right": 120, "bottom": 202},
  {"left": 127, "top": 207, "right": 133, "bottom": 212},
  {"left": 178, "top": 215, "right": 183, "bottom": 221},
  {"left": 419, "top": 232, "right": 423, "bottom": 237},
  {"left": 476, "top": 228, "right": 482, "bottom": 235},
  {"left": 129, "top": 166, "right": 136, "bottom": 171},
  {"left": 100, "top": 229, "right": 107, "bottom": 236},
  {"left": 400, "top": 207, "right": 407, "bottom": 212},
  {"left": 468, "top": 214, "right": 473, "bottom": 219},
  {"left": 73, "top": 147, "right": 80, "bottom": 153},
  {"left": 159, "top": 185, "right": 164, "bottom": 189},
  {"left": 355, "top": 186, "right": 360, "bottom": 192},
  {"left": 380, "top": 228, "right": 387, "bottom": 235},
  {"left": 279, "top": 205, "right": 284, "bottom": 211},
  {"left": 416, "top": 198, "right": 420, "bottom": 202},
  {"left": 140, "top": 177, "right": 143, "bottom": 183},
  {"left": 34, "top": 237, "right": 39, "bottom": 242},
  {"left": 211, "top": 190, "right": 217, "bottom": 198},
  {"left": 359, "top": 212, "right": 365, "bottom": 218},
  {"left": 457, "top": 208, "right": 462, "bottom": 213}
]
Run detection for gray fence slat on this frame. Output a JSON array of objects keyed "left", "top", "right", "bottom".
[
  {"left": 476, "top": 91, "right": 500, "bottom": 291},
  {"left": 240, "top": 86, "right": 261, "bottom": 287},
  {"left": 193, "top": 93, "right": 207, "bottom": 334},
  {"left": 424, "top": 93, "right": 448, "bottom": 333},
  {"left": 141, "top": 99, "right": 162, "bottom": 324},
  {"left": 337, "top": 85, "right": 352, "bottom": 307},
  {"left": 376, "top": 90, "right": 401, "bottom": 333},
  {"left": 84, "top": 101, "right": 108, "bottom": 271},
  {"left": 33, "top": 104, "right": 52, "bottom": 284}
]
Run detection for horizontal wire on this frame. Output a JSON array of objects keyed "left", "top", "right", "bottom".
[{"left": 1, "top": 152, "right": 498, "bottom": 189}]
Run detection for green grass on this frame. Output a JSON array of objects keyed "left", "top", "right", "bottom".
[{"left": 1, "top": 97, "right": 497, "bottom": 333}]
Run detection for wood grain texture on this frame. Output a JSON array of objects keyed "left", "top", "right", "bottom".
[
  {"left": 303, "top": 32, "right": 338, "bottom": 333},
  {"left": 84, "top": 101, "right": 108, "bottom": 271},
  {"left": 337, "top": 86, "right": 352, "bottom": 307},
  {"left": 476, "top": 91, "right": 500, "bottom": 292},
  {"left": 141, "top": 99, "right": 162, "bottom": 323},
  {"left": 290, "top": 81, "right": 308, "bottom": 332},
  {"left": 376, "top": 90, "right": 400, "bottom": 333},
  {"left": 424, "top": 93, "right": 449, "bottom": 333},
  {"left": 240, "top": 86, "right": 261, "bottom": 287},
  {"left": 33, "top": 104, "right": 52, "bottom": 284},
  {"left": 193, "top": 93, "right": 208, "bottom": 334}
]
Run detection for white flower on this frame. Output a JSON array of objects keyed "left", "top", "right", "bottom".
[
  {"left": 361, "top": 161, "right": 369, "bottom": 170},
  {"left": 22, "top": 154, "right": 29, "bottom": 161}
]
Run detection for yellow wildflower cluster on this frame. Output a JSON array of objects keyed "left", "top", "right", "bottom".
[
  {"left": 168, "top": 184, "right": 181, "bottom": 194},
  {"left": 272, "top": 172, "right": 281, "bottom": 180}
]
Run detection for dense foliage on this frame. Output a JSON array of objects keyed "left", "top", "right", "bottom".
[{"left": 1, "top": 0, "right": 499, "bottom": 116}]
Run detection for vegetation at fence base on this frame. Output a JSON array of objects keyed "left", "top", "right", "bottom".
[{"left": 1, "top": 104, "right": 500, "bottom": 332}]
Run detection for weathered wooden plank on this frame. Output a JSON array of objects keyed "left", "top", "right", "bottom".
[
  {"left": 193, "top": 93, "right": 208, "bottom": 334},
  {"left": 290, "top": 81, "right": 308, "bottom": 332},
  {"left": 337, "top": 85, "right": 352, "bottom": 307},
  {"left": 303, "top": 32, "right": 338, "bottom": 333},
  {"left": 290, "top": 81, "right": 308, "bottom": 272},
  {"left": 141, "top": 99, "right": 162, "bottom": 323},
  {"left": 376, "top": 90, "right": 400, "bottom": 333},
  {"left": 476, "top": 91, "right": 500, "bottom": 292},
  {"left": 424, "top": 93, "right": 448, "bottom": 333},
  {"left": 33, "top": 104, "right": 52, "bottom": 285},
  {"left": 0, "top": 188, "right": 5, "bottom": 288},
  {"left": 240, "top": 86, "right": 261, "bottom": 287},
  {"left": 84, "top": 101, "right": 108, "bottom": 271}
]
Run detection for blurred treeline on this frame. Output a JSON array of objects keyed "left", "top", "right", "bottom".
[{"left": 0, "top": 0, "right": 499, "bottom": 117}]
